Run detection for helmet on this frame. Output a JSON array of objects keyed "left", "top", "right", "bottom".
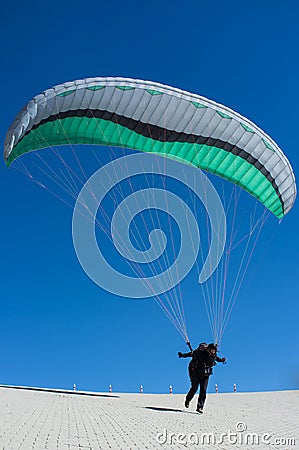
[
  {"left": 198, "top": 342, "right": 208, "bottom": 349},
  {"left": 207, "top": 343, "right": 218, "bottom": 351}
]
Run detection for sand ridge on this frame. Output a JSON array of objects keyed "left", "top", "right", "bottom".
[{"left": 0, "top": 385, "right": 297, "bottom": 449}]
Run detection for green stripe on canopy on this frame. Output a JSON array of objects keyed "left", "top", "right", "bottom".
[{"left": 7, "top": 116, "right": 283, "bottom": 217}]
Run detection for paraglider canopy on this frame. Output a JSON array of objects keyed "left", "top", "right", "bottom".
[{"left": 4, "top": 77, "right": 296, "bottom": 218}]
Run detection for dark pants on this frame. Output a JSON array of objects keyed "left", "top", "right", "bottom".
[{"left": 186, "top": 372, "right": 210, "bottom": 408}]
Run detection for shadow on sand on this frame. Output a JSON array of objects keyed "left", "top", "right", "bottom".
[
  {"left": 144, "top": 406, "right": 200, "bottom": 415},
  {"left": 145, "top": 406, "right": 183, "bottom": 413}
]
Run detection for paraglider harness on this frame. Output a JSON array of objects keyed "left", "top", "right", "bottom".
[{"left": 186, "top": 341, "right": 220, "bottom": 376}]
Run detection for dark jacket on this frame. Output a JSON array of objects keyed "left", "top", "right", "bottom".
[{"left": 179, "top": 348, "right": 225, "bottom": 377}]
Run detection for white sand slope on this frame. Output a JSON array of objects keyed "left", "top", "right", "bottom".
[{"left": 0, "top": 385, "right": 297, "bottom": 449}]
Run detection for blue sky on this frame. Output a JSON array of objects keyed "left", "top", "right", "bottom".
[{"left": 1, "top": 0, "right": 298, "bottom": 394}]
